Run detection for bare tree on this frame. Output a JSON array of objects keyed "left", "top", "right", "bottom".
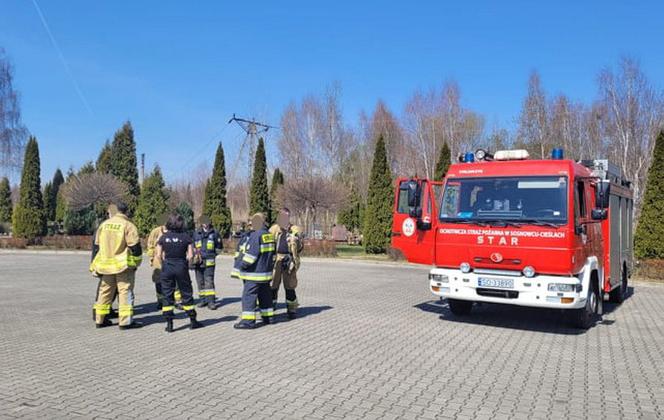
[
  {"left": 597, "top": 57, "right": 664, "bottom": 217},
  {"left": 60, "top": 172, "right": 128, "bottom": 211},
  {"left": 402, "top": 81, "right": 483, "bottom": 179},
  {"left": 516, "top": 71, "right": 551, "bottom": 158},
  {"left": 278, "top": 83, "right": 353, "bottom": 180},
  {"left": 277, "top": 177, "right": 347, "bottom": 236},
  {"left": 170, "top": 161, "right": 209, "bottom": 218},
  {"left": 0, "top": 48, "right": 28, "bottom": 180}
]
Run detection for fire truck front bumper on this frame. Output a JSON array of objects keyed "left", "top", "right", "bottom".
[{"left": 429, "top": 268, "right": 586, "bottom": 310}]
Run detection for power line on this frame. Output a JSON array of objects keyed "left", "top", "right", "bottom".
[
  {"left": 227, "top": 114, "right": 278, "bottom": 181},
  {"left": 32, "top": 0, "right": 94, "bottom": 117}
]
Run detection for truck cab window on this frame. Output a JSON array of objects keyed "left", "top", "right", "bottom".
[
  {"left": 575, "top": 181, "right": 586, "bottom": 220},
  {"left": 397, "top": 181, "right": 411, "bottom": 214}
]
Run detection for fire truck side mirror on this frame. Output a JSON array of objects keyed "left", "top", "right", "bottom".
[
  {"left": 591, "top": 209, "right": 608, "bottom": 221},
  {"left": 596, "top": 181, "right": 611, "bottom": 209},
  {"left": 406, "top": 180, "right": 420, "bottom": 208}
]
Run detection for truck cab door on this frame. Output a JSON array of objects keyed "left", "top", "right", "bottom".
[{"left": 391, "top": 178, "right": 441, "bottom": 265}]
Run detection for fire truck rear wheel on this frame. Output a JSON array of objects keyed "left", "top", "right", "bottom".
[
  {"left": 570, "top": 283, "right": 598, "bottom": 329},
  {"left": 608, "top": 265, "right": 628, "bottom": 304},
  {"left": 448, "top": 299, "right": 473, "bottom": 316}
]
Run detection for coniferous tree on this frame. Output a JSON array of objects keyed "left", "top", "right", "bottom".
[
  {"left": 270, "top": 168, "right": 285, "bottom": 201},
  {"left": 202, "top": 143, "right": 232, "bottom": 237},
  {"left": 0, "top": 177, "right": 12, "bottom": 223},
  {"left": 175, "top": 201, "right": 195, "bottom": 232},
  {"left": 12, "top": 136, "right": 46, "bottom": 239},
  {"left": 434, "top": 142, "right": 451, "bottom": 181},
  {"left": 110, "top": 122, "right": 140, "bottom": 213},
  {"left": 635, "top": 131, "right": 664, "bottom": 259},
  {"left": 338, "top": 184, "right": 363, "bottom": 232},
  {"left": 96, "top": 140, "right": 113, "bottom": 173},
  {"left": 363, "top": 135, "right": 393, "bottom": 253},
  {"left": 44, "top": 168, "right": 64, "bottom": 222},
  {"left": 249, "top": 138, "right": 271, "bottom": 222},
  {"left": 269, "top": 168, "right": 285, "bottom": 224},
  {"left": 134, "top": 166, "right": 169, "bottom": 236}
]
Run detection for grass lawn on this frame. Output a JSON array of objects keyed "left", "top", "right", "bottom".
[{"left": 335, "top": 244, "right": 390, "bottom": 261}]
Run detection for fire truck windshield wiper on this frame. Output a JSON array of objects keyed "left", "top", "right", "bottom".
[
  {"left": 516, "top": 219, "right": 562, "bottom": 228},
  {"left": 444, "top": 219, "right": 491, "bottom": 227}
]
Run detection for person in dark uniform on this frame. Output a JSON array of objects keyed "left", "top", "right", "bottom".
[
  {"left": 192, "top": 215, "right": 223, "bottom": 310},
  {"left": 156, "top": 214, "right": 203, "bottom": 333},
  {"left": 234, "top": 213, "right": 276, "bottom": 329}
]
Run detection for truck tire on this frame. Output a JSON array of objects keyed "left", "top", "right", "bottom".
[
  {"left": 448, "top": 299, "right": 473, "bottom": 316},
  {"left": 608, "top": 265, "right": 627, "bottom": 304},
  {"left": 570, "top": 284, "right": 598, "bottom": 329}
]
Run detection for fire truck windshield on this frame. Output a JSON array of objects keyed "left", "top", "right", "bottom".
[{"left": 439, "top": 176, "right": 568, "bottom": 224}]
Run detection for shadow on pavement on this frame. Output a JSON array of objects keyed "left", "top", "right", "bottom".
[
  {"left": 272, "top": 305, "right": 333, "bottom": 323},
  {"left": 416, "top": 298, "right": 612, "bottom": 335},
  {"left": 133, "top": 296, "right": 243, "bottom": 316}
]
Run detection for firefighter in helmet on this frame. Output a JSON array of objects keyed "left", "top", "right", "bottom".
[
  {"left": 146, "top": 213, "right": 168, "bottom": 309},
  {"left": 192, "top": 215, "right": 223, "bottom": 309},
  {"left": 270, "top": 207, "right": 303, "bottom": 319},
  {"left": 234, "top": 213, "right": 275, "bottom": 329},
  {"left": 90, "top": 202, "right": 143, "bottom": 330}
]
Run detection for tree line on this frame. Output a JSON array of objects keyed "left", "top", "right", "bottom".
[{"left": 1, "top": 49, "right": 664, "bottom": 258}]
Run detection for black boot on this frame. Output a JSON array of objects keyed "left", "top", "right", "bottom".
[
  {"left": 108, "top": 309, "right": 119, "bottom": 319},
  {"left": 287, "top": 312, "right": 297, "bottom": 320},
  {"left": 119, "top": 321, "right": 143, "bottom": 330},
  {"left": 207, "top": 299, "right": 217, "bottom": 310},
  {"left": 262, "top": 316, "right": 271, "bottom": 325},
  {"left": 96, "top": 317, "right": 113, "bottom": 328},
  {"left": 188, "top": 311, "right": 203, "bottom": 330},
  {"left": 233, "top": 322, "right": 255, "bottom": 329},
  {"left": 165, "top": 318, "right": 174, "bottom": 333}
]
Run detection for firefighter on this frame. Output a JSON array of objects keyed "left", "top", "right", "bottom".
[
  {"left": 270, "top": 208, "right": 303, "bottom": 319},
  {"left": 90, "top": 202, "right": 143, "bottom": 330},
  {"left": 146, "top": 213, "right": 168, "bottom": 309},
  {"left": 157, "top": 214, "right": 203, "bottom": 333},
  {"left": 192, "top": 215, "right": 223, "bottom": 310},
  {"left": 91, "top": 214, "right": 118, "bottom": 321},
  {"left": 234, "top": 213, "right": 275, "bottom": 329}
]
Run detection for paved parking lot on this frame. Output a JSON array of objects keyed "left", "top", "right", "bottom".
[{"left": 0, "top": 252, "right": 663, "bottom": 419}]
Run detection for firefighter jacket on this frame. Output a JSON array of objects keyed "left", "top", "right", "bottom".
[
  {"left": 193, "top": 228, "right": 222, "bottom": 267},
  {"left": 90, "top": 213, "right": 143, "bottom": 275},
  {"left": 146, "top": 225, "right": 165, "bottom": 269},
  {"left": 231, "top": 231, "right": 251, "bottom": 279},
  {"left": 237, "top": 226, "right": 276, "bottom": 281},
  {"left": 269, "top": 224, "right": 303, "bottom": 270}
]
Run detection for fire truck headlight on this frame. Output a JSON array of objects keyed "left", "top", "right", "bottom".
[
  {"left": 460, "top": 262, "right": 471, "bottom": 273},
  {"left": 523, "top": 266, "right": 536, "bottom": 278},
  {"left": 548, "top": 283, "right": 576, "bottom": 292},
  {"left": 429, "top": 273, "right": 449, "bottom": 283}
]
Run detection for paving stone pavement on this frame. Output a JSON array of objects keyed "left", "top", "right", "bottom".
[{"left": 0, "top": 252, "right": 663, "bottom": 419}]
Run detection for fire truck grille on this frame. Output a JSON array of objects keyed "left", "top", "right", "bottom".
[{"left": 476, "top": 288, "right": 519, "bottom": 299}]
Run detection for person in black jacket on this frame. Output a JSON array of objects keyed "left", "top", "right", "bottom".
[
  {"left": 157, "top": 214, "right": 203, "bottom": 333},
  {"left": 234, "top": 213, "right": 276, "bottom": 329},
  {"left": 192, "top": 216, "right": 223, "bottom": 310}
]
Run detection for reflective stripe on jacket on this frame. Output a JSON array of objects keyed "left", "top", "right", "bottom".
[
  {"left": 237, "top": 227, "right": 275, "bottom": 282},
  {"left": 193, "top": 228, "right": 222, "bottom": 262},
  {"left": 90, "top": 214, "right": 141, "bottom": 275}
]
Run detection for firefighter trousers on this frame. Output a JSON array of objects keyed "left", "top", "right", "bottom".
[
  {"left": 160, "top": 259, "right": 195, "bottom": 317},
  {"left": 271, "top": 254, "right": 299, "bottom": 313},
  {"left": 194, "top": 265, "right": 216, "bottom": 304},
  {"left": 239, "top": 280, "right": 273, "bottom": 326},
  {"left": 152, "top": 268, "right": 181, "bottom": 307},
  {"left": 92, "top": 277, "right": 117, "bottom": 320},
  {"left": 94, "top": 270, "right": 135, "bottom": 326}
]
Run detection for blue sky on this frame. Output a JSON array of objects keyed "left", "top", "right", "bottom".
[{"left": 1, "top": 1, "right": 662, "bottom": 183}]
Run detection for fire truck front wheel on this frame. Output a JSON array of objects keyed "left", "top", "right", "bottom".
[
  {"left": 448, "top": 299, "right": 473, "bottom": 316},
  {"left": 570, "top": 283, "right": 599, "bottom": 329}
]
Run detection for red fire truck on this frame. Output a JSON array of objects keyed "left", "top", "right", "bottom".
[{"left": 392, "top": 149, "right": 633, "bottom": 329}]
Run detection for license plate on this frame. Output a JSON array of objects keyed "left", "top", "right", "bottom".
[{"left": 478, "top": 277, "right": 514, "bottom": 289}]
